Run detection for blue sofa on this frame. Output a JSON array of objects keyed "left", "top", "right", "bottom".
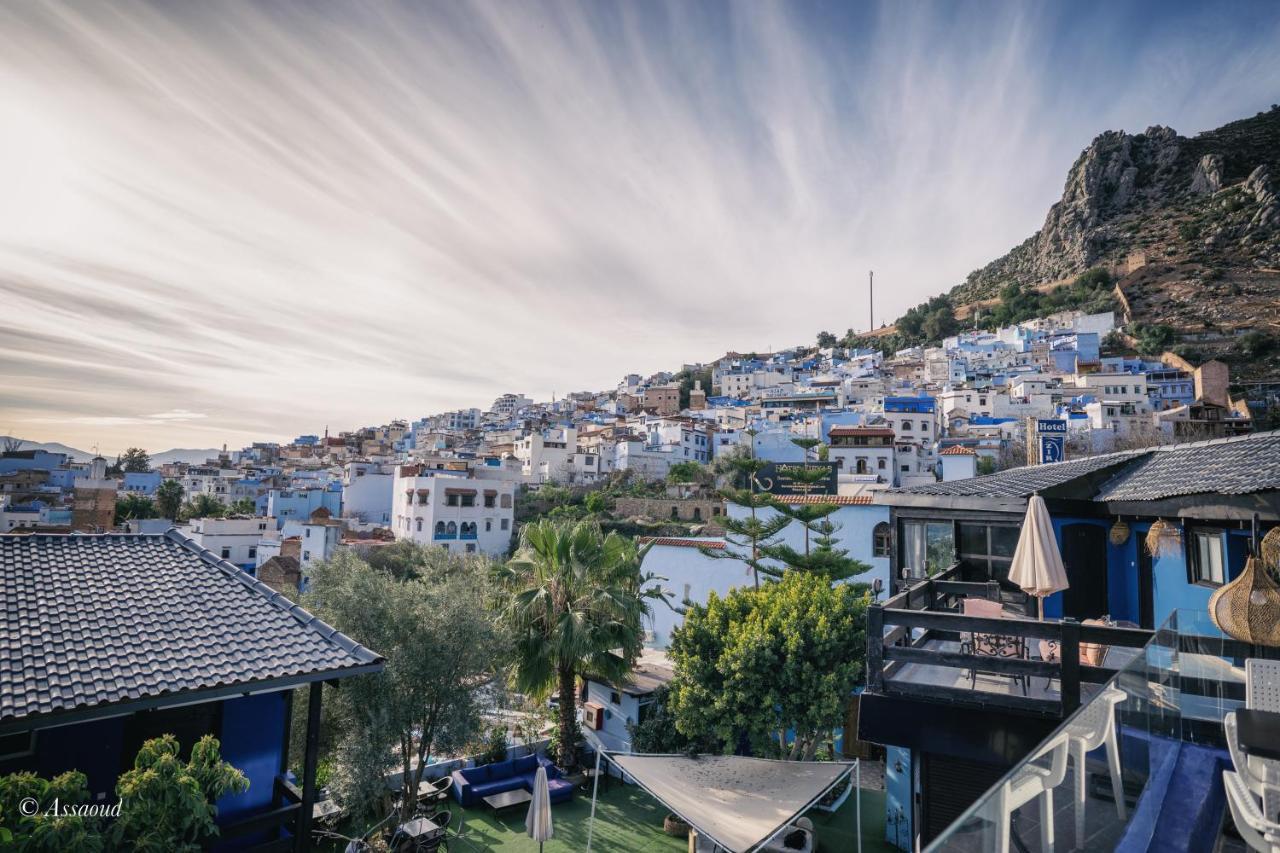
[{"left": 450, "top": 753, "right": 575, "bottom": 807}]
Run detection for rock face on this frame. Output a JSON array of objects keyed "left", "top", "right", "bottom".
[
  {"left": 950, "top": 106, "right": 1280, "bottom": 303},
  {"left": 1190, "top": 154, "right": 1224, "bottom": 195}
]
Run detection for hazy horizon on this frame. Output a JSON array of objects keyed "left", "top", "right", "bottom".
[{"left": 4, "top": 0, "right": 1280, "bottom": 455}]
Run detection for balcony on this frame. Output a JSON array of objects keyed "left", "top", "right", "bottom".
[
  {"left": 866, "top": 563, "right": 1153, "bottom": 719},
  {"left": 927, "top": 609, "right": 1280, "bottom": 851}
]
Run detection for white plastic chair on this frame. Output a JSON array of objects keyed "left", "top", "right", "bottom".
[
  {"left": 1065, "top": 685, "right": 1127, "bottom": 846},
  {"left": 986, "top": 730, "right": 1071, "bottom": 853},
  {"left": 1227, "top": 659, "right": 1280, "bottom": 822},
  {"left": 1249, "top": 659, "right": 1280, "bottom": 712},
  {"left": 1224, "top": 770, "right": 1280, "bottom": 853}
]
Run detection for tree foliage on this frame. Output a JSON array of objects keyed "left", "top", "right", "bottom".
[
  {"left": 154, "top": 480, "right": 185, "bottom": 521},
  {"left": 667, "top": 572, "right": 868, "bottom": 759},
  {"left": 226, "top": 498, "right": 257, "bottom": 516},
  {"left": 179, "top": 494, "right": 226, "bottom": 521},
  {"left": 0, "top": 770, "right": 105, "bottom": 852},
  {"left": 112, "top": 735, "right": 247, "bottom": 852},
  {"left": 114, "top": 494, "right": 157, "bottom": 525},
  {"left": 304, "top": 546, "right": 507, "bottom": 823},
  {"left": 492, "top": 519, "right": 668, "bottom": 768}
]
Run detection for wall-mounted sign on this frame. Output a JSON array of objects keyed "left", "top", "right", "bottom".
[
  {"left": 755, "top": 461, "right": 838, "bottom": 496},
  {"left": 1035, "top": 419, "right": 1066, "bottom": 465}
]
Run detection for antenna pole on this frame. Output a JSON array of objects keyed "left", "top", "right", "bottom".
[{"left": 868, "top": 270, "right": 874, "bottom": 332}]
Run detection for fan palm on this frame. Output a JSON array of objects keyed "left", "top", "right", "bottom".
[{"left": 494, "top": 519, "right": 668, "bottom": 768}]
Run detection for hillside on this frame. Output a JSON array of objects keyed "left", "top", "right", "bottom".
[
  {"left": 0, "top": 437, "right": 219, "bottom": 467},
  {"left": 895, "top": 106, "right": 1280, "bottom": 376}
]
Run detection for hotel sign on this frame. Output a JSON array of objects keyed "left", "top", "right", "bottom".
[
  {"left": 756, "top": 462, "right": 838, "bottom": 496},
  {"left": 1035, "top": 419, "right": 1066, "bottom": 465}
]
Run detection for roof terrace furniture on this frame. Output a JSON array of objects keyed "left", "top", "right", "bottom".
[
  {"left": 1224, "top": 769, "right": 1280, "bottom": 853},
  {"left": 980, "top": 730, "right": 1071, "bottom": 853},
  {"left": 1066, "top": 685, "right": 1128, "bottom": 845},
  {"left": 1226, "top": 660, "right": 1280, "bottom": 823},
  {"left": 959, "top": 597, "right": 1029, "bottom": 696},
  {"left": 450, "top": 753, "right": 573, "bottom": 808}
]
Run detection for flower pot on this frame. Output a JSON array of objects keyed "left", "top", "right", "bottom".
[{"left": 664, "top": 813, "right": 691, "bottom": 837}]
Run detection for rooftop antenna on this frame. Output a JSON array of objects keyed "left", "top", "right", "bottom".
[{"left": 869, "top": 270, "right": 874, "bottom": 332}]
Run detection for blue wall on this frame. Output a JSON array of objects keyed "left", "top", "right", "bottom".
[
  {"left": 884, "top": 746, "right": 913, "bottom": 850},
  {"left": 217, "top": 692, "right": 288, "bottom": 820}
]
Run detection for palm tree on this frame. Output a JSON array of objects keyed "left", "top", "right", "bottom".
[
  {"left": 154, "top": 479, "right": 185, "bottom": 521},
  {"left": 493, "top": 519, "right": 668, "bottom": 768}
]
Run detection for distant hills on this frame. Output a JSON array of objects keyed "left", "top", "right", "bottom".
[
  {"left": 878, "top": 105, "right": 1280, "bottom": 377},
  {"left": 0, "top": 437, "right": 220, "bottom": 467}
]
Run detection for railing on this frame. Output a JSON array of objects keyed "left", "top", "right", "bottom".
[{"left": 867, "top": 568, "right": 1153, "bottom": 717}]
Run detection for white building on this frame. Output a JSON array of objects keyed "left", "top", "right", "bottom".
[
  {"left": 342, "top": 461, "right": 394, "bottom": 525},
  {"left": 391, "top": 464, "right": 516, "bottom": 557},
  {"left": 582, "top": 648, "right": 673, "bottom": 757},
  {"left": 513, "top": 426, "right": 577, "bottom": 483},
  {"left": 184, "top": 515, "right": 278, "bottom": 569}
]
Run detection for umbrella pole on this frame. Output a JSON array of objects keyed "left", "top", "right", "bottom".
[
  {"left": 1039, "top": 597, "right": 1044, "bottom": 621},
  {"left": 585, "top": 748, "right": 602, "bottom": 853}
]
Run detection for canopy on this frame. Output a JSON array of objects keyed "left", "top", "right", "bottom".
[
  {"left": 1007, "top": 494, "right": 1070, "bottom": 616},
  {"left": 525, "top": 765, "right": 553, "bottom": 848},
  {"left": 608, "top": 753, "right": 853, "bottom": 852}
]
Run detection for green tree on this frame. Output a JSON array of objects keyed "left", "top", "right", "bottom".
[
  {"left": 180, "top": 494, "right": 226, "bottom": 521},
  {"left": 762, "top": 516, "right": 872, "bottom": 584},
  {"left": 0, "top": 770, "right": 104, "bottom": 852},
  {"left": 977, "top": 456, "right": 997, "bottom": 476},
  {"left": 227, "top": 497, "right": 257, "bottom": 516},
  {"left": 112, "top": 734, "right": 248, "bottom": 852},
  {"left": 304, "top": 547, "right": 507, "bottom": 822},
  {"left": 703, "top": 438, "right": 789, "bottom": 589},
  {"left": 666, "top": 460, "right": 710, "bottom": 485},
  {"left": 492, "top": 519, "right": 668, "bottom": 768},
  {"left": 119, "top": 448, "right": 151, "bottom": 473},
  {"left": 154, "top": 480, "right": 185, "bottom": 521},
  {"left": 667, "top": 571, "right": 868, "bottom": 759},
  {"left": 114, "top": 494, "right": 157, "bottom": 525},
  {"left": 816, "top": 331, "right": 838, "bottom": 349}
]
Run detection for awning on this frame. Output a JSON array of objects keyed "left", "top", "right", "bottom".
[{"left": 607, "top": 754, "right": 853, "bottom": 852}]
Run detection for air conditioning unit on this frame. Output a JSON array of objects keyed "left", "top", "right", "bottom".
[{"left": 583, "top": 702, "right": 604, "bottom": 731}]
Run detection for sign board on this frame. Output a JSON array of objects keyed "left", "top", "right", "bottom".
[
  {"left": 1034, "top": 419, "right": 1066, "bottom": 466},
  {"left": 756, "top": 461, "right": 838, "bottom": 496}
]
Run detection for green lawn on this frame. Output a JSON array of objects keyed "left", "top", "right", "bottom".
[{"left": 441, "top": 781, "right": 895, "bottom": 853}]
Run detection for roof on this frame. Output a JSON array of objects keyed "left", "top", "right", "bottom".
[
  {"left": 1, "top": 531, "right": 382, "bottom": 728},
  {"left": 939, "top": 446, "right": 977, "bottom": 456},
  {"left": 639, "top": 537, "right": 725, "bottom": 549},
  {"left": 1096, "top": 431, "right": 1280, "bottom": 501},
  {"left": 828, "top": 426, "right": 894, "bottom": 437},
  {"left": 891, "top": 450, "right": 1146, "bottom": 499},
  {"left": 777, "top": 494, "right": 874, "bottom": 505},
  {"left": 617, "top": 648, "right": 674, "bottom": 695}
]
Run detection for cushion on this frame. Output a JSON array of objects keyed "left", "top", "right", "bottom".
[
  {"left": 489, "top": 760, "right": 515, "bottom": 780},
  {"left": 471, "top": 776, "right": 524, "bottom": 799},
  {"left": 463, "top": 764, "right": 491, "bottom": 783},
  {"left": 513, "top": 754, "right": 538, "bottom": 774}
]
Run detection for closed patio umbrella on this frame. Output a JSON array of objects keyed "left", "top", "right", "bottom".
[
  {"left": 526, "top": 764, "right": 554, "bottom": 852},
  {"left": 1008, "top": 494, "right": 1069, "bottom": 619}
]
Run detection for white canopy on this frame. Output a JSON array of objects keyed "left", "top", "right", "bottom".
[
  {"left": 608, "top": 753, "right": 853, "bottom": 852},
  {"left": 1007, "top": 493, "right": 1070, "bottom": 615}
]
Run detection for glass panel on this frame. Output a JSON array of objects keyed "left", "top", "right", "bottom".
[
  {"left": 901, "top": 521, "right": 927, "bottom": 578},
  {"left": 990, "top": 525, "right": 1020, "bottom": 558},
  {"left": 925, "top": 522, "right": 954, "bottom": 575}
]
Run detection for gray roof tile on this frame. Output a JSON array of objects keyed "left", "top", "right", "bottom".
[
  {"left": 1096, "top": 431, "right": 1280, "bottom": 501},
  {"left": 0, "top": 531, "right": 381, "bottom": 726},
  {"left": 890, "top": 450, "right": 1148, "bottom": 499}
]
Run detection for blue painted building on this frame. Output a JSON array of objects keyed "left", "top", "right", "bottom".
[
  {"left": 862, "top": 430, "right": 1280, "bottom": 848},
  {"left": 263, "top": 485, "right": 343, "bottom": 529},
  {"left": 0, "top": 532, "right": 383, "bottom": 851},
  {"left": 121, "top": 470, "right": 163, "bottom": 496}
]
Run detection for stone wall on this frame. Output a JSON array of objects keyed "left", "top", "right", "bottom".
[{"left": 614, "top": 497, "right": 724, "bottom": 524}]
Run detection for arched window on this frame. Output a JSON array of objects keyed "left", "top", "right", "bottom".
[
  {"left": 416, "top": 519, "right": 422, "bottom": 532},
  {"left": 434, "top": 521, "right": 445, "bottom": 535},
  {"left": 446, "top": 521, "right": 457, "bottom": 535},
  {"left": 873, "top": 522, "right": 892, "bottom": 558}
]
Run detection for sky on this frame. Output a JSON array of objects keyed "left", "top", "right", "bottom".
[{"left": 2, "top": 1, "right": 1280, "bottom": 455}]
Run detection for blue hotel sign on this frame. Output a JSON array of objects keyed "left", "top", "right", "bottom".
[{"left": 1036, "top": 419, "right": 1066, "bottom": 465}]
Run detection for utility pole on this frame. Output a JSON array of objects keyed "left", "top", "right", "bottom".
[{"left": 868, "top": 270, "right": 874, "bottom": 332}]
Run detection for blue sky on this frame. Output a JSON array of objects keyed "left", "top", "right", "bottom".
[{"left": 1, "top": 0, "right": 1279, "bottom": 452}]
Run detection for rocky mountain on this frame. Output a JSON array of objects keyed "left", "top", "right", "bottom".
[
  {"left": 942, "top": 105, "right": 1280, "bottom": 375},
  {"left": 0, "top": 437, "right": 220, "bottom": 467}
]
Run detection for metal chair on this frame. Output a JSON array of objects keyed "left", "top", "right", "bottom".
[{"left": 961, "top": 598, "right": 1028, "bottom": 696}]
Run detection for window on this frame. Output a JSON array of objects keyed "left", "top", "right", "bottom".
[
  {"left": 1189, "top": 529, "right": 1225, "bottom": 585},
  {"left": 501, "top": 518, "right": 510, "bottom": 530},
  {"left": 305, "top": 528, "right": 311, "bottom": 538},
  {"left": 898, "top": 520, "right": 955, "bottom": 579},
  {"left": 873, "top": 523, "right": 891, "bottom": 558},
  {"left": 484, "top": 494, "right": 496, "bottom": 508},
  {"left": 304, "top": 550, "right": 311, "bottom": 560},
  {"left": 446, "top": 494, "right": 459, "bottom": 507},
  {"left": 0, "top": 730, "right": 36, "bottom": 760},
  {"left": 220, "top": 547, "right": 231, "bottom": 559},
  {"left": 902, "top": 421, "right": 913, "bottom": 431},
  {"left": 460, "top": 494, "right": 475, "bottom": 507},
  {"left": 248, "top": 547, "right": 257, "bottom": 559},
  {"left": 446, "top": 521, "right": 457, "bottom": 535},
  {"left": 609, "top": 690, "right": 622, "bottom": 705},
  {"left": 878, "top": 458, "right": 887, "bottom": 470},
  {"left": 501, "top": 494, "right": 512, "bottom": 508},
  {"left": 416, "top": 519, "right": 422, "bottom": 532},
  {"left": 958, "top": 523, "right": 1020, "bottom": 581},
  {"left": 466, "top": 543, "right": 476, "bottom": 553}
]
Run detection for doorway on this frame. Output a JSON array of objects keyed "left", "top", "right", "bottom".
[
  {"left": 1138, "top": 543, "right": 1154, "bottom": 629},
  {"left": 1060, "top": 523, "right": 1108, "bottom": 620}
]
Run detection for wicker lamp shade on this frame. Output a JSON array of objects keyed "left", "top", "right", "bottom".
[
  {"left": 1109, "top": 519, "right": 1131, "bottom": 546},
  {"left": 1261, "top": 527, "right": 1280, "bottom": 573},
  {"left": 1209, "top": 556, "right": 1280, "bottom": 646},
  {"left": 1145, "top": 519, "right": 1182, "bottom": 558}
]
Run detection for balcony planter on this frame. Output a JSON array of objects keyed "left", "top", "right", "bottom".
[{"left": 663, "top": 813, "right": 691, "bottom": 837}]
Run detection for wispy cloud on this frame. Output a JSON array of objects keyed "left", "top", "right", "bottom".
[{"left": 1, "top": 0, "right": 1279, "bottom": 453}]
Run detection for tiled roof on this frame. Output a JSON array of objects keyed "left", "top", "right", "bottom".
[
  {"left": 776, "top": 494, "right": 875, "bottom": 505},
  {"left": 939, "top": 446, "right": 977, "bottom": 456},
  {"left": 1096, "top": 431, "right": 1280, "bottom": 501},
  {"left": 891, "top": 450, "right": 1147, "bottom": 498},
  {"left": 638, "top": 537, "right": 725, "bottom": 549},
  {"left": 828, "top": 427, "right": 894, "bottom": 437},
  {"left": 0, "top": 531, "right": 382, "bottom": 726}
]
